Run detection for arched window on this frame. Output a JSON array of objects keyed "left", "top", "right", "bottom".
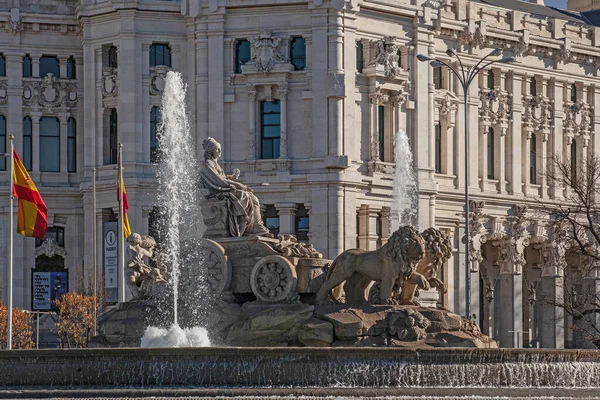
[
  {"left": 66, "top": 56, "right": 76, "bottom": 79},
  {"left": 23, "top": 54, "right": 32, "bottom": 77},
  {"left": 0, "top": 115, "right": 5, "bottom": 171},
  {"left": 571, "top": 138, "right": 577, "bottom": 182},
  {"left": 487, "top": 127, "right": 495, "bottom": 179},
  {"left": 530, "top": 133, "right": 537, "bottom": 184},
  {"left": 356, "top": 41, "right": 363, "bottom": 73},
  {"left": 150, "top": 106, "right": 161, "bottom": 163},
  {"left": 235, "top": 39, "right": 250, "bottom": 74},
  {"left": 67, "top": 117, "right": 76, "bottom": 172},
  {"left": 530, "top": 77, "right": 537, "bottom": 97},
  {"left": 260, "top": 101, "right": 281, "bottom": 159},
  {"left": 40, "top": 117, "right": 60, "bottom": 172},
  {"left": 487, "top": 70, "right": 495, "bottom": 89},
  {"left": 109, "top": 109, "right": 118, "bottom": 165},
  {"left": 23, "top": 117, "right": 32, "bottom": 171},
  {"left": 150, "top": 43, "right": 171, "bottom": 67}
]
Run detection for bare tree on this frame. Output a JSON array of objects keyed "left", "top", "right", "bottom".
[{"left": 536, "top": 153, "right": 600, "bottom": 347}]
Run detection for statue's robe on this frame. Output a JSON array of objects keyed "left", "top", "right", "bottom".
[{"left": 201, "top": 158, "right": 270, "bottom": 237}]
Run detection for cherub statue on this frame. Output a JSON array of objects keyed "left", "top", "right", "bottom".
[{"left": 125, "top": 233, "right": 165, "bottom": 299}]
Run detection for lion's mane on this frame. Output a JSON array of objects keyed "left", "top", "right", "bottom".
[
  {"left": 421, "top": 227, "right": 452, "bottom": 269},
  {"left": 382, "top": 225, "right": 425, "bottom": 281}
]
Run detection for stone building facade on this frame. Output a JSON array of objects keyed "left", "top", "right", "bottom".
[{"left": 1, "top": 0, "right": 600, "bottom": 348}]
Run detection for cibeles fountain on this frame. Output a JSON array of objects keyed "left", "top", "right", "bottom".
[
  {"left": 7, "top": 71, "right": 597, "bottom": 398},
  {"left": 90, "top": 71, "right": 492, "bottom": 350}
]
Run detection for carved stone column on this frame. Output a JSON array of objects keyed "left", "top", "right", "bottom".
[
  {"left": 31, "top": 53, "right": 41, "bottom": 78},
  {"left": 278, "top": 83, "right": 288, "bottom": 159},
  {"left": 369, "top": 88, "right": 383, "bottom": 162},
  {"left": 59, "top": 114, "right": 69, "bottom": 173},
  {"left": 276, "top": 203, "right": 296, "bottom": 235},
  {"left": 247, "top": 84, "right": 256, "bottom": 160},
  {"left": 357, "top": 205, "right": 369, "bottom": 250}
]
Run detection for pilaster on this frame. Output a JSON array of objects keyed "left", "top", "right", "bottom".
[{"left": 276, "top": 203, "right": 297, "bottom": 235}]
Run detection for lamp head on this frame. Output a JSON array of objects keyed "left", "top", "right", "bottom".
[
  {"left": 446, "top": 49, "right": 456, "bottom": 57},
  {"left": 416, "top": 54, "right": 432, "bottom": 62},
  {"left": 490, "top": 48, "right": 502, "bottom": 57},
  {"left": 430, "top": 60, "right": 443, "bottom": 67}
]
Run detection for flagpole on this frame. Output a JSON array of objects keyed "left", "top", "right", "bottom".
[
  {"left": 92, "top": 167, "right": 97, "bottom": 335},
  {"left": 117, "top": 144, "right": 125, "bottom": 303},
  {"left": 7, "top": 135, "right": 14, "bottom": 350}
]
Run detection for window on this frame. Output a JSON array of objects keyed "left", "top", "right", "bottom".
[
  {"left": 487, "top": 70, "right": 495, "bottom": 89},
  {"left": 530, "top": 133, "right": 537, "bottom": 184},
  {"left": 356, "top": 41, "right": 363, "bottom": 73},
  {"left": 378, "top": 105, "right": 385, "bottom": 161},
  {"left": 39, "top": 55, "right": 59, "bottom": 78},
  {"left": 66, "top": 56, "right": 76, "bottom": 79},
  {"left": 23, "top": 54, "right": 32, "bottom": 77},
  {"left": 396, "top": 48, "right": 402, "bottom": 69},
  {"left": 109, "top": 109, "right": 118, "bottom": 165},
  {"left": 108, "top": 46, "right": 118, "bottom": 68},
  {"left": 433, "top": 67, "right": 442, "bottom": 89},
  {"left": 435, "top": 123, "right": 442, "bottom": 173},
  {"left": 376, "top": 214, "right": 383, "bottom": 248},
  {"left": 35, "top": 226, "right": 65, "bottom": 247},
  {"left": 0, "top": 54, "right": 4, "bottom": 76},
  {"left": 295, "top": 204, "right": 309, "bottom": 242},
  {"left": 571, "top": 138, "right": 577, "bottom": 182},
  {"left": 530, "top": 77, "right": 537, "bottom": 96},
  {"left": 263, "top": 205, "right": 280, "bottom": 237},
  {"left": 290, "top": 37, "right": 306, "bottom": 71},
  {"left": 39, "top": 117, "right": 60, "bottom": 172},
  {"left": 150, "top": 106, "right": 161, "bottom": 163},
  {"left": 571, "top": 83, "right": 577, "bottom": 103},
  {"left": 150, "top": 43, "right": 171, "bottom": 67},
  {"left": 487, "top": 127, "right": 494, "bottom": 179},
  {"left": 149, "top": 207, "right": 167, "bottom": 249},
  {"left": 23, "top": 117, "right": 32, "bottom": 171},
  {"left": 0, "top": 116, "right": 5, "bottom": 171},
  {"left": 67, "top": 117, "right": 76, "bottom": 172},
  {"left": 235, "top": 39, "right": 251, "bottom": 74},
  {"left": 261, "top": 101, "right": 280, "bottom": 159}
]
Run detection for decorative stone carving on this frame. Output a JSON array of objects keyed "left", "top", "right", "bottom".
[
  {"left": 467, "top": 200, "right": 488, "bottom": 273},
  {"left": 563, "top": 100, "right": 593, "bottom": 145},
  {"left": 150, "top": 65, "right": 170, "bottom": 95},
  {"left": 424, "top": 0, "right": 447, "bottom": 9},
  {"left": 247, "top": 30, "right": 288, "bottom": 72},
  {"left": 435, "top": 90, "right": 458, "bottom": 128},
  {"left": 125, "top": 233, "right": 166, "bottom": 299},
  {"left": 523, "top": 93, "right": 554, "bottom": 141},
  {"left": 535, "top": 221, "right": 570, "bottom": 277},
  {"left": 513, "top": 34, "right": 530, "bottom": 58},
  {"left": 102, "top": 67, "right": 118, "bottom": 99},
  {"left": 6, "top": 15, "right": 21, "bottom": 35},
  {"left": 22, "top": 74, "right": 78, "bottom": 111},
  {"left": 479, "top": 88, "right": 512, "bottom": 136},
  {"left": 460, "top": 26, "right": 485, "bottom": 48},
  {"left": 370, "top": 36, "right": 402, "bottom": 79},
  {"left": 316, "top": 226, "right": 427, "bottom": 305},
  {"left": 251, "top": 255, "right": 298, "bottom": 303},
  {"left": 274, "top": 234, "right": 323, "bottom": 258},
  {"left": 491, "top": 205, "right": 530, "bottom": 275},
  {"left": 35, "top": 238, "right": 66, "bottom": 259},
  {"left": 399, "top": 228, "right": 453, "bottom": 305}
]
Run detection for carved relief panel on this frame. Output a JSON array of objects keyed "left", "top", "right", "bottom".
[{"left": 23, "top": 74, "right": 78, "bottom": 112}]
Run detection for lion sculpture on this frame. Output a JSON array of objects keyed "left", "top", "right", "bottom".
[
  {"left": 398, "top": 227, "right": 453, "bottom": 305},
  {"left": 315, "top": 226, "right": 428, "bottom": 305}
]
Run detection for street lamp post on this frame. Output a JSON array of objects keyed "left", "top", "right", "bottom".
[{"left": 417, "top": 48, "right": 514, "bottom": 319}]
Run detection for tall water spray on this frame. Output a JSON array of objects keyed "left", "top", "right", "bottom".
[
  {"left": 391, "top": 129, "right": 417, "bottom": 231},
  {"left": 140, "top": 71, "right": 210, "bottom": 347}
]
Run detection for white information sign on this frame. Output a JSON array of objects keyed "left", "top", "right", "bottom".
[
  {"left": 33, "top": 272, "right": 51, "bottom": 310},
  {"left": 104, "top": 222, "right": 118, "bottom": 302}
]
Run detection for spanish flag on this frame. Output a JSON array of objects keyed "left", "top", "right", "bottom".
[
  {"left": 12, "top": 150, "right": 48, "bottom": 239},
  {"left": 117, "top": 169, "right": 132, "bottom": 238}
]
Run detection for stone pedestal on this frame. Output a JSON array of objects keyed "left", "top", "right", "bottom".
[{"left": 417, "top": 288, "right": 439, "bottom": 308}]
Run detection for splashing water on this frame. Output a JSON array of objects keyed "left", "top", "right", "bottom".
[
  {"left": 141, "top": 71, "right": 210, "bottom": 347},
  {"left": 391, "top": 129, "right": 417, "bottom": 231},
  {"left": 140, "top": 324, "right": 210, "bottom": 348}
]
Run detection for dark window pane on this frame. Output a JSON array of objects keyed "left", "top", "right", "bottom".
[
  {"left": 262, "top": 101, "right": 280, "bottom": 113},
  {"left": 150, "top": 44, "right": 171, "bottom": 67},
  {"left": 262, "top": 126, "right": 280, "bottom": 138},
  {"left": 261, "top": 101, "right": 281, "bottom": 159},
  {"left": 396, "top": 48, "right": 402, "bottom": 69},
  {"left": 530, "top": 77, "right": 537, "bottom": 96},
  {"left": 67, "top": 56, "right": 76, "bottom": 79},
  {"left": 356, "top": 41, "right": 363, "bottom": 73},
  {"left": 262, "top": 139, "right": 273, "bottom": 159},
  {"left": 487, "top": 128, "right": 494, "bottom": 179},
  {"left": 0, "top": 54, "right": 5, "bottom": 76},
  {"left": 67, "top": 118, "right": 76, "bottom": 172},
  {"left": 487, "top": 70, "right": 495, "bottom": 89},
  {"left": 23, "top": 117, "right": 32, "bottom": 171},
  {"left": 530, "top": 133, "right": 536, "bottom": 184},
  {"left": 39, "top": 56, "right": 60, "bottom": 78},
  {"left": 571, "top": 139, "right": 577, "bottom": 182},
  {"left": 378, "top": 105, "right": 384, "bottom": 161},
  {"left": 571, "top": 84, "right": 577, "bottom": 102},
  {"left": 0, "top": 116, "right": 5, "bottom": 170},
  {"left": 109, "top": 109, "right": 118, "bottom": 165},
  {"left": 235, "top": 40, "right": 251, "bottom": 73},
  {"left": 290, "top": 37, "right": 306, "bottom": 71},
  {"left": 108, "top": 46, "right": 118, "bottom": 68},
  {"left": 433, "top": 67, "right": 442, "bottom": 89},
  {"left": 150, "top": 106, "right": 161, "bottom": 163},
  {"left": 262, "top": 113, "right": 280, "bottom": 126},
  {"left": 40, "top": 117, "right": 60, "bottom": 172},
  {"left": 435, "top": 124, "right": 442, "bottom": 174},
  {"left": 23, "top": 55, "right": 32, "bottom": 77},
  {"left": 273, "top": 139, "right": 280, "bottom": 159}
]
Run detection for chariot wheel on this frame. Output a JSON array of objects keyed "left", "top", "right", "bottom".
[
  {"left": 250, "top": 255, "right": 297, "bottom": 303},
  {"left": 199, "top": 239, "right": 232, "bottom": 294}
]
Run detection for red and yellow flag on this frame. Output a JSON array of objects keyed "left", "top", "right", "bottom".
[
  {"left": 12, "top": 150, "right": 48, "bottom": 239},
  {"left": 117, "top": 172, "right": 132, "bottom": 238}
]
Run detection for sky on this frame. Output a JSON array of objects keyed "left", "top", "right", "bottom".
[{"left": 544, "top": 0, "right": 567, "bottom": 8}]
